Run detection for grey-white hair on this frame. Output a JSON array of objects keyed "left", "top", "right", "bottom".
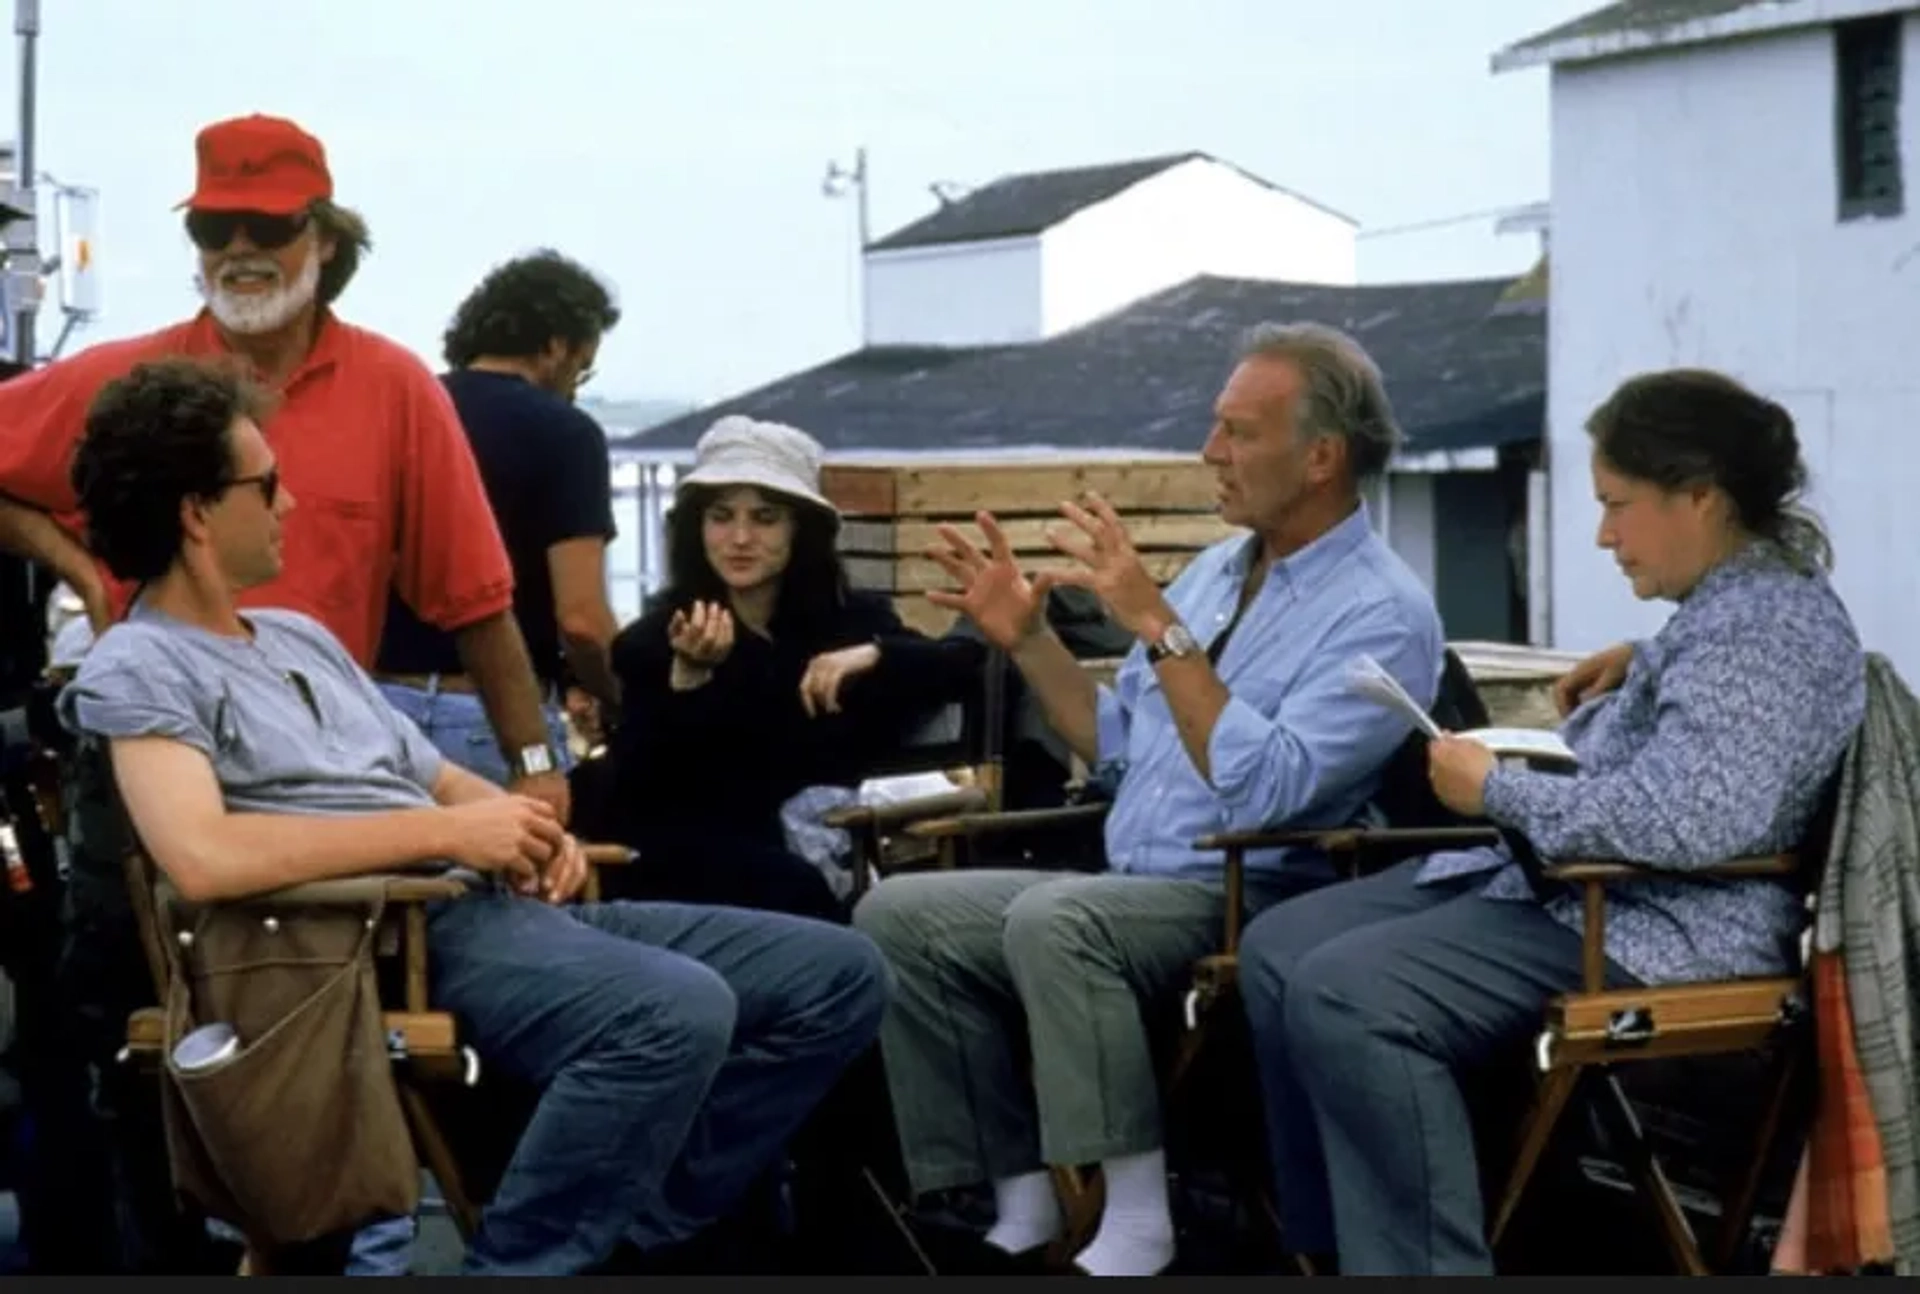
[{"left": 1237, "top": 321, "right": 1400, "bottom": 481}]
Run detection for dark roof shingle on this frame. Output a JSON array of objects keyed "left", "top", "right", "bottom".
[
  {"left": 1495, "top": 0, "right": 1916, "bottom": 68},
  {"left": 625, "top": 273, "right": 1545, "bottom": 460},
  {"left": 866, "top": 150, "right": 1353, "bottom": 252}
]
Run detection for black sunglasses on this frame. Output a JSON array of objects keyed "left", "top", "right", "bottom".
[
  {"left": 185, "top": 209, "right": 311, "bottom": 253},
  {"left": 221, "top": 466, "right": 281, "bottom": 507}
]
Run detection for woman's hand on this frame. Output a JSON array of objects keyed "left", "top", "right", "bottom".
[
  {"left": 1428, "top": 733, "right": 1498, "bottom": 818},
  {"left": 800, "top": 643, "right": 881, "bottom": 716},
  {"left": 668, "top": 600, "right": 735, "bottom": 667},
  {"left": 1552, "top": 641, "right": 1633, "bottom": 717}
]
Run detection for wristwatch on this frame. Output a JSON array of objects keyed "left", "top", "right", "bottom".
[
  {"left": 509, "top": 743, "right": 557, "bottom": 779},
  {"left": 1144, "top": 620, "right": 1203, "bottom": 664}
]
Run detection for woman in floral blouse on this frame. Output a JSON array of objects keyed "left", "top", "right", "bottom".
[{"left": 1237, "top": 368, "right": 1867, "bottom": 1276}]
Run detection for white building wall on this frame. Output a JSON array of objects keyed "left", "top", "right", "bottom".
[
  {"left": 1544, "top": 17, "right": 1920, "bottom": 682},
  {"left": 1039, "top": 157, "right": 1358, "bottom": 335},
  {"left": 863, "top": 236, "right": 1044, "bottom": 347},
  {"left": 1386, "top": 472, "right": 1439, "bottom": 591}
]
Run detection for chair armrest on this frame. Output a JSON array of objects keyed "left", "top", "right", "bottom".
[
  {"left": 904, "top": 802, "right": 1110, "bottom": 841},
  {"left": 1542, "top": 852, "right": 1798, "bottom": 883},
  {"left": 583, "top": 843, "right": 636, "bottom": 868},
  {"left": 822, "top": 787, "right": 991, "bottom": 831},
  {"left": 223, "top": 872, "right": 475, "bottom": 909},
  {"left": 1192, "top": 824, "right": 1501, "bottom": 853},
  {"left": 1550, "top": 850, "right": 1801, "bottom": 994}
]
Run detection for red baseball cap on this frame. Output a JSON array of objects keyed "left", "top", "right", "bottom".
[{"left": 177, "top": 114, "right": 333, "bottom": 215}]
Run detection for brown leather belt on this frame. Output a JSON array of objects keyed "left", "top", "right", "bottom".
[{"left": 376, "top": 671, "right": 480, "bottom": 695}]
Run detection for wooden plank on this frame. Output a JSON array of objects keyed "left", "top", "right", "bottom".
[
  {"left": 821, "top": 459, "right": 1219, "bottom": 518},
  {"left": 890, "top": 595, "right": 960, "bottom": 638},
  {"left": 840, "top": 512, "right": 1241, "bottom": 557},
  {"left": 852, "top": 549, "right": 1197, "bottom": 595}
]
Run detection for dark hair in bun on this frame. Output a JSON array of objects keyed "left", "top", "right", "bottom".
[{"left": 1586, "top": 368, "right": 1831, "bottom": 571}]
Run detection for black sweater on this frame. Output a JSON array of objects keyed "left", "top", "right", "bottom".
[{"left": 607, "top": 591, "right": 985, "bottom": 853}]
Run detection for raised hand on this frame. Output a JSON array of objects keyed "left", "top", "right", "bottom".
[
  {"left": 925, "top": 511, "right": 1048, "bottom": 652},
  {"left": 667, "top": 600, "right": 736, "bottom": 668},
  {"left": 1042, "top": 491, "right": 1176, "bottom": 640}
]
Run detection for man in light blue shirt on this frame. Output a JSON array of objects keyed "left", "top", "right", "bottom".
[{"left": 852, "top": 322, "right": 1444, "bottom": 1277}]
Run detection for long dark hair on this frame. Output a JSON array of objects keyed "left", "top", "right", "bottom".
[
  {"left": 1586, "top": 368, "right": 1832, "bottom": 571},
  {"left": 660, "top": 483, "right": 849, "bottom": 639}
]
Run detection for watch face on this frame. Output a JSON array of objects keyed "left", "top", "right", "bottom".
[{"left": 517, "top": 745, "right": 555, "bottom": 777}]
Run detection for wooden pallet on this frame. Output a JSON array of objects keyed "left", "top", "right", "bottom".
[{"left": 824, "top": 457, "right": 1235, "bottom": 636}]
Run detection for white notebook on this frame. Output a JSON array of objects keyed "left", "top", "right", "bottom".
[{"left": 1347, "top": 654, "right": 1578, "bottom": 766}]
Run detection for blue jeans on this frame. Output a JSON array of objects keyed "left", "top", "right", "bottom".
[
  {"left": 377, "top": 680, "right": 571, "bottom": 788},
  {"left": 349, "top": 682, "right": 576, "bottom": 1274},
  {"left": 426, "top": 892, "right": 886, "bottom": 1275}
]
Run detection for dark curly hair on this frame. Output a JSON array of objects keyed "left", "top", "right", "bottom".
[
  {"left": 1587, "top": 368, "right": 1832, "bottom": 571},
  {"left": 441, "top": 249, "right": 621, "bottom": 368},
  {"left": 661, "top": 484, "right": 847, "bottom": 640},
  {"left": 71, "top": 357, "right": 277, "bottom": 582}
]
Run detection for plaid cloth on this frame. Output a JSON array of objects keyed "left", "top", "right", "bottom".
[{"left": 1778, "top": 655, "right": 1920, "bottom": 1274}]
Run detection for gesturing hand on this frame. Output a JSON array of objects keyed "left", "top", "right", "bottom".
[
  {"left": 925, "top": 511, "right": 1050, "bottom": 652},
  {"left": 801, "top": 643, "right": 880, "bottom": 716},
  {"left": 1042, "top": 491, "right": 1177, "bottom": 640},
  {"left": 668, "top": 600, "right": 735, "bottom": 668}
]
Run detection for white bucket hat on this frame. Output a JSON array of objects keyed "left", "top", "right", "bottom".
[{"left": 677, "top": 415, "right": 838, "bottom": 523}]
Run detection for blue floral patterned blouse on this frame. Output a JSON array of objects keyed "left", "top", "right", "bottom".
[{"left": 1417, "top": 541, "right": 1866, "bottom": 984}]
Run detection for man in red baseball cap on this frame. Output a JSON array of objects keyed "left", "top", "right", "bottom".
[{"left": 0, "top": 112, "right": 569, "bottom": 1274}]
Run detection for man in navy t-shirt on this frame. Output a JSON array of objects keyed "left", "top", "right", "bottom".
[{"left": 376, "top": 251, "right": 623, "bottom": 786}]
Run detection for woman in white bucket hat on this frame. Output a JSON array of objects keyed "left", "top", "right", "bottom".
[{"left": 601, "top": 415, "right": 982, "bottom": 920}]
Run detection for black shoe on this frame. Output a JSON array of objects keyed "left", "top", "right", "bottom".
[{"left": 911, "top": 1221, "right": 1052, "bottom": 1275}]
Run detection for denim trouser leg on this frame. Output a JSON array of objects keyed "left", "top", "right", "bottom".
[
  {"left": 343, "top": 685, "right": 569, "bottom": 1275},
  {"left": 425, "top": 893, "right": 888, "bottom": 1276},
  {"left": 342, "top": 1215, "right": 416, "bottom": 1276},
  {"left": 377, "top": 682, "right": 571, "bottom": 788}
]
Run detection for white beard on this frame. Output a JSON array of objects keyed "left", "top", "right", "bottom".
[{"left": 196, "top": 248, "right": 320, "bottom": 335}]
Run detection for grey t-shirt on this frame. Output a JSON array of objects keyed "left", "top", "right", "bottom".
[{"left": 59, "top": 603, "right": 447, "bottom": 818}]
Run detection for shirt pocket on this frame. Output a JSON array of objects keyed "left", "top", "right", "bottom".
[{"left": 279, "top": 495, "right": 385, "bottom": 628}]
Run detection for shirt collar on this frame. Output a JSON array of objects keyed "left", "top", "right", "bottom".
[
  {"left": 1225, "top": 500, "right": 1376, "bottom": 597},
  {"left": 181, "top": 307, "right": 347, "bottom": 390}
]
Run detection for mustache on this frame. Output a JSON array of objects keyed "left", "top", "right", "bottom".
[{"left": 216, "top": 257, "right": 283, "bottom": 287}]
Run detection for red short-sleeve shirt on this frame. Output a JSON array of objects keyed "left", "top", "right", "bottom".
[{"left": 0, "top": 310, "right": 514, "bottom": 666}]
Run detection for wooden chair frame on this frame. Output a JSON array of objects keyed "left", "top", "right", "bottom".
[{"left": 115, "top": 819, "right": 635, "bottom": 1273}]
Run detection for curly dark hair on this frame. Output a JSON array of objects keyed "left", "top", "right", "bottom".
[
  {"left": 441, "top": 249, "right": 621, "bottom": 368},
  {"left": 661, "top": 483, "right": 847, "bottom": 639},
  {"left": 71, "top": 357, "right": 277, "bottom": 582}
]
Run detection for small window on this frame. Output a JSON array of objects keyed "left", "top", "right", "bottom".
[{"left": 1836, "top": 15, "right": 1905, "bottom": 221}]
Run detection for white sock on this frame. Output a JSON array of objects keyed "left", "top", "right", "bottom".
[
  {"left": 1073, "top": 1148, "right": 1176, "bottom": 1276},
  {"left": 983, "top": 1169, "right": 1062, "bottom": 1254}
]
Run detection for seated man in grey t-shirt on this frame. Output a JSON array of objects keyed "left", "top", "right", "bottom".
[{"left": 56, "top": 357, "right": 890, "bottom": 1276}]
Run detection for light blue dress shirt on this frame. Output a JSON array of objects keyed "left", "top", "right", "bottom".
[{"left": 1093, "top": 503, "right": 1444, "bottom": 881}]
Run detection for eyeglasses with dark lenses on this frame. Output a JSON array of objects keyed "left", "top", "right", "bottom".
[
  {"left": 185, "top": 209, "right": 311, "bottom": 252},
  {"left": 223, "top": 466, "right": 280, "bottom": 507}
]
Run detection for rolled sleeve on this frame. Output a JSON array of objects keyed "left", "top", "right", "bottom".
[
  {"left": 1094, "top": 681, "right": 1132, "bottom": 774},
  {"left": 60, "top": 651, "right": 214, "bottom": 756},
  {"left": 1202, "top": 693, "right": 1281, "bottom": 819},
  {"left": 1200, "top": 597, "right": 1443, "bottom": 833}
]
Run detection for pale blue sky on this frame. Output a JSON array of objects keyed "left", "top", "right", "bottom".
[{"left": 13, "top": 0, "right": 1592, "bottom": 403}]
